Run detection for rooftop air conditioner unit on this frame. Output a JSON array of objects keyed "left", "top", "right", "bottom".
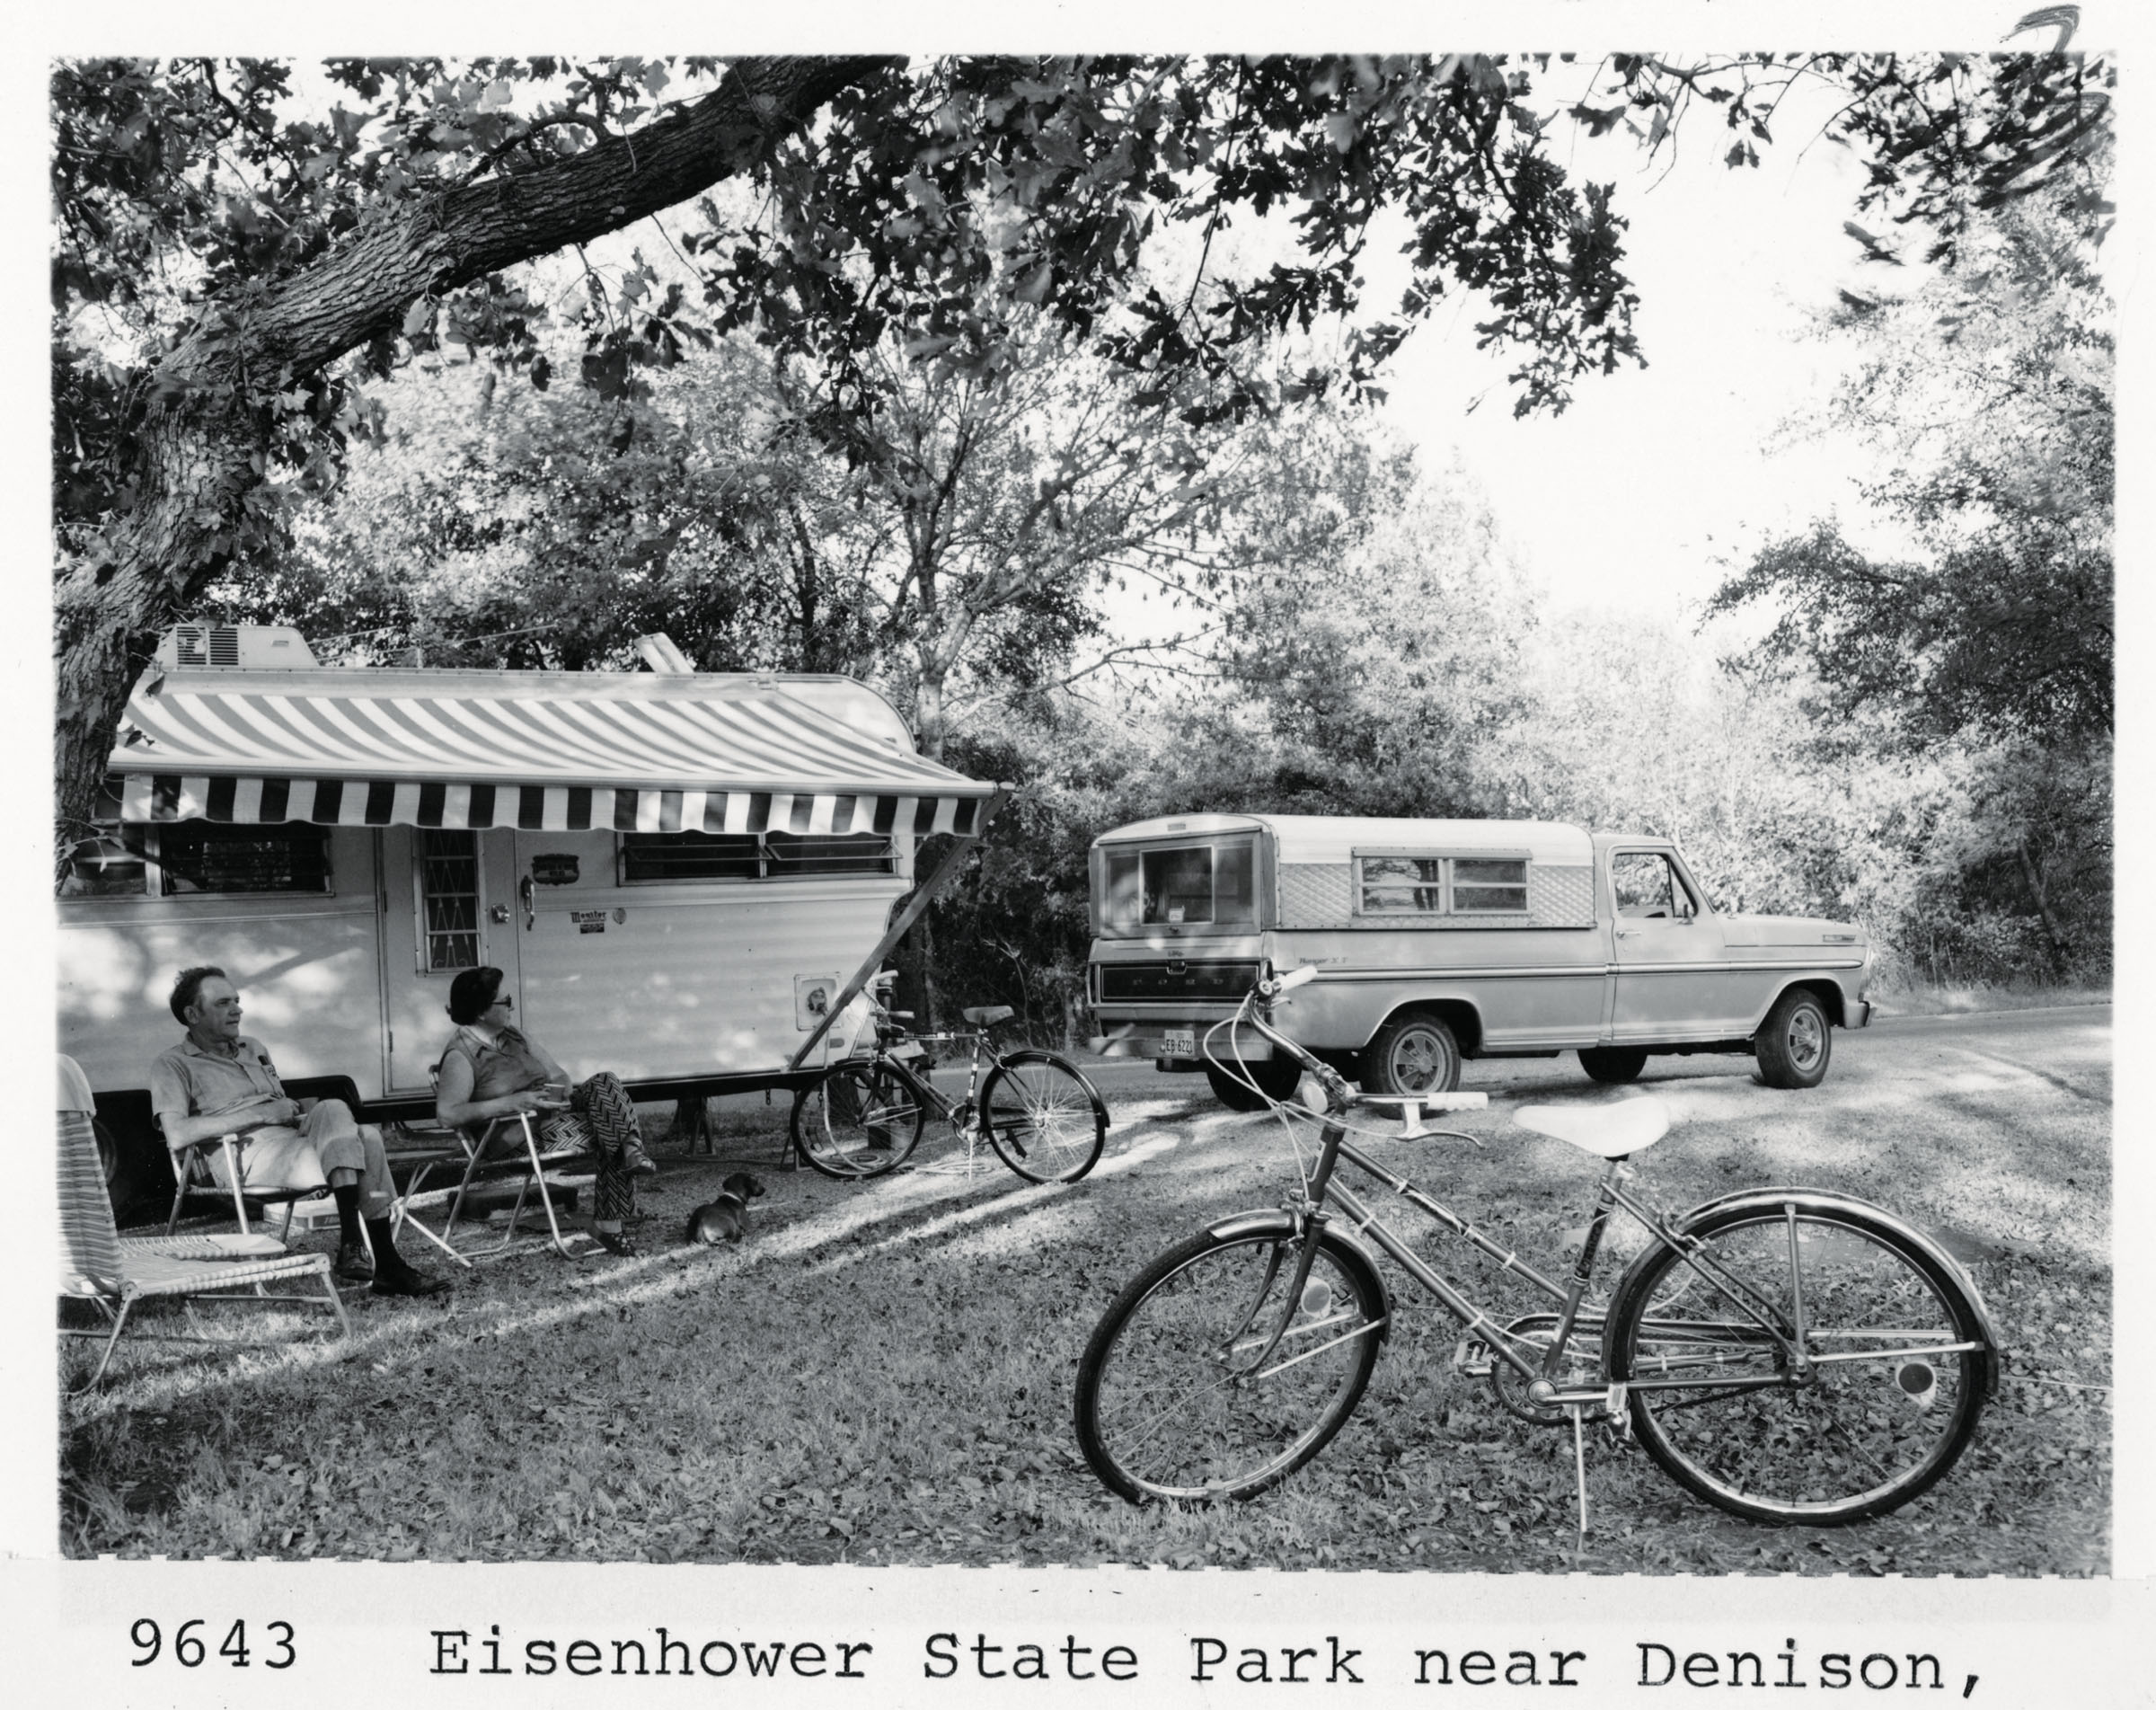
[{"left": 155, "top": 625, "right": 319, "bottom": 669}]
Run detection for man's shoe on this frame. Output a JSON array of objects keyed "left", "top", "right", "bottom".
[
  {"left": 333, "top": 1241, "right": 374, "bottom": 1283},
  {"left": 370, "top": 1265, "right": 450, "bottom": 1298},
  {"left": 590, "top": 1227, "right": 638, "bottom": 1257}
]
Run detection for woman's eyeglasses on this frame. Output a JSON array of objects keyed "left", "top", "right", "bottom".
[{"left": 490, "top": 995, "right": 514, "bottom": 1011}]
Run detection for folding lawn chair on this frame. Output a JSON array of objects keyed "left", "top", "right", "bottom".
[
  {"left": 428, "top": 1070, "right": 599, "bottom": 1261},
  {"left": 59, "top": 1109, "right": 349, "bottom": 1390},
  {"left": 156, "top": 1072, "right": 368, "bottom": 1241},
  {"left": 163, "top": 1126, "right": 330, "bottom": 1241}
]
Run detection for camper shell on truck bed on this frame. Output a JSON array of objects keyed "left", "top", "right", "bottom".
[
  {"left": 61, "top": 626, "right": 998, "bottom": 1219},
  {"left": 1084, "top": 812, "right": 1873, "bottom": 1107}
]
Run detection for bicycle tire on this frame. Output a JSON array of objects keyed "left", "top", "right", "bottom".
[
  {"left": 791, "top": 1060, "right": 926, "bottom": 1180},
  {"left": 1074, "top": 1226, "right": 1385, "bottom": 1503},
  {"left": 978, "top": 1050, "right": 1108, "bottom": 1184},
  {"left": 1604, "top": 1197, "right": 1988, "bottom": 1526}
]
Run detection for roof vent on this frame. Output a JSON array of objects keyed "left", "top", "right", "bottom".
[{"left": 155, "top": 625, "right": 318, "bottom": 669}]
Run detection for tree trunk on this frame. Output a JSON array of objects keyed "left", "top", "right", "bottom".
[
  {"left": 53, "top": 55, "right": 890, "bottom": 866},
  {"left": 2015, "top": 838, "right": 2073, "bottom": 977}
]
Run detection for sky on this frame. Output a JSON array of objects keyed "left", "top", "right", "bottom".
[{"left": 1379, "top": 68, "right": 1890, "bottom": 619}]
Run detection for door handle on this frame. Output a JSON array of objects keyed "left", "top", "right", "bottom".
[
  {"left": 1615, "top": 927, "right": 1642, "bottom": 938},
  {"left": 519, "top": 875, "right": 535, "bottom": 931},
  {"left": 490, "top": 904, "right": 510, "bottom": 925}
]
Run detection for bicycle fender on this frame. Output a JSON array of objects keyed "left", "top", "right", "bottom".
[
  {"left": 1203, "top": 1210, "right": 1394, "bottom": 1344},
  {"left": 1663, "top": 1187, "right": 2002, "bottom": 1396},
  {"left": 979, "top": 1049, "right": 1111, "bottom": 1128}
]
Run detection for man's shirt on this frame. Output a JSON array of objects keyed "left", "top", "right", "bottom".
[{"left": 149, "top": 1034, "right": 287, "bottom": 1142}]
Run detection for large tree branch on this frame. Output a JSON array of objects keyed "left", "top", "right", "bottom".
[{"left": 52, "top": 55, "right": 892, "bottom": 867}]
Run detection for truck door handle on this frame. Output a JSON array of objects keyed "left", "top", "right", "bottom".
[
  {"left": 1615, "top": 927, "right": 1642, "bottom": 938},
  {"left": 519, "top": 875, "right": 535, "bottom": 931}
]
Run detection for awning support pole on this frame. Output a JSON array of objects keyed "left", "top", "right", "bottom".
[{"left": 786, "top": 793, "right": 1007, "bottom": 1072}]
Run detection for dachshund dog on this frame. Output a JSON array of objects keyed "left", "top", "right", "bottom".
[{"left": 685, "top": 1171, "right": 765, "bottom": 1245}]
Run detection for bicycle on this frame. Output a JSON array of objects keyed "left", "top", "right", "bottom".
[
  {"left": 1073, "top": 965, "right": 2000, "bottom": 1529},
  {"left": 791, "top": 981, "right": 1109, "bottom": 1186}
]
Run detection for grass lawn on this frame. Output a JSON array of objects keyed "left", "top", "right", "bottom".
[{"left": 61, "top": 1028, "right": 2108, "bottom": 1574}]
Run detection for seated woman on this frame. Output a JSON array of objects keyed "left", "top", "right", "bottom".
[{"left": 434, "top": 967, "right": 658, "bottom": 1258}]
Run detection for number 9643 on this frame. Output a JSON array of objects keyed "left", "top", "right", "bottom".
[{"left": 131, "top": 1618, "right": 294, "bottom": 1669}]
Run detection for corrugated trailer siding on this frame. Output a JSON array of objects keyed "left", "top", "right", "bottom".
[
  {"left": 516, "top": 878, "right": 907, "bottom": 1081},
  {"left": 59, "top": 902, "right": 386, "bottom": 1094}
]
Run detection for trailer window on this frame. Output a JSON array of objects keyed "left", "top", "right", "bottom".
[
  {"left": 764, "top": 833, "right": 896, "bottom": 876},
  {"left": 61, "top": 816, "right": 152, "bottom": 899},
  {"left": 418, "top": 829, "right": 482, "bottom": 970},
  {"left": 620, "top": 831, "right": 895, "bottom": 882},
  {"left": 620, "top": 832, "right": 763, "bottom": 882},
  {"left": 1356, "top": 854, "right": 1529, "bottom": 917},
  {"left": 157, "top": 822, "right": 331, "bottom": 896}
]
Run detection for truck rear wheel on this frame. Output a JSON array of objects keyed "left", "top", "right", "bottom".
[
  {"left": 1205, "top": 1056, "right": 1303, "bottom": 1112},
  {"left": 1578, "top": 1047, "right": 1648, "bottom": 1085},
  {"left": 1755, "top": 988, "right": 1833, "bottom": 1089},
  {"left": 1361, "top": 1013, "right": 1462, "bottom": 1096}
]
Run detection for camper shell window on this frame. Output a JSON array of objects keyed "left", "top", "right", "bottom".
[
  {"left": 1098, "top": 837, "right": 1258, "bottom": 934},
  {"left": 620, "top": 831, "right": 895, "bottom": 883},
  {"left": 1355, "top": 851, "right": 1528, "bottom": 917}
]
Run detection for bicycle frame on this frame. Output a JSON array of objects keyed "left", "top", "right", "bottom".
[
  {"left": 1216, "top": 996, "right": 1823, "bottom": 1413},
  {"left": 870, "top": 1030, "right": 992, "bottom": 1139}
]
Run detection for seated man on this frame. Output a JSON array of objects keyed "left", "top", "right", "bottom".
[{"left": 150, "top": 966, "right": 447, "bottom": 1298}]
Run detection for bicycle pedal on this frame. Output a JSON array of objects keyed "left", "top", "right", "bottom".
[{"left": 1452, "top": 1336, "right": 1495, "bottom": 1378}]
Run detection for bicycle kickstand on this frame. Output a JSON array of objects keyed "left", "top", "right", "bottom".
[{"left": 1568, "top": 1404, "right": 1590, "bottom": 1548}]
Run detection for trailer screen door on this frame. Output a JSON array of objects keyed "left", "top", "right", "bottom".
[{"left": 377, "top": 827, "right": 522, "bottom": 1096}]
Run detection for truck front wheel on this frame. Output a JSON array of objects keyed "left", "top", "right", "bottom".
[
  {"left": 1755, "top": 988, "right": 1833, "bottom": 1089},
  {"left": 1361, "top": 1013, "right": 1462, "bottom": 1096}
]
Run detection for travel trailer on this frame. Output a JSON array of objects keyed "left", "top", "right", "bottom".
[
  {"left": 1085, "top": 813, "right": 1874, "bottom": 1108},
  {"left": 60, "top": 626, "right": 996, "bottom": 1209}
]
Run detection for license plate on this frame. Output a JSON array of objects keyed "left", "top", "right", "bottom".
[{"left": 1161, "top": 1028, "right": 1197, "bottom": 1059}]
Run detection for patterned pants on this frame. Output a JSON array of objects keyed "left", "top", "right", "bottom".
[{"left": 535, "top": 1072, "right": 641, "bottom": 1221}]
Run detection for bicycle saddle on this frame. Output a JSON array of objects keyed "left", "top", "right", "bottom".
[
  {"left": 1513, "top": 1096, "right": 1671, "bottom": 1159},
  {"left": 960, "top": 1005, "right": 1014, "bottom": 1026}
]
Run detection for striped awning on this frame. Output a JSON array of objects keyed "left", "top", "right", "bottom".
[{"left": 110, "top": 667, "right": 995, "bottom": 837}]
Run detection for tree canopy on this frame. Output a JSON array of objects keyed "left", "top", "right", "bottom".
[{"left": 51, "top": 50, "right": 2112, "bottom": 861}]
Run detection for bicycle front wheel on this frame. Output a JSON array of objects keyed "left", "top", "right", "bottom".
[
  {"left": 979, "top": 1050, "right": 1108, "bottom": 1184},
  {"left": 1605, "top": 1199, "right": 1989, "bottom": 1526},
  {"left": 1074, "top": 1227, "right": 1385, "bottom": 1503},
  {"left": 791, "top": 1061, "right": 926, "bottom": 1180}
]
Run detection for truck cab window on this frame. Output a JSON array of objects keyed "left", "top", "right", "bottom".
[{"left": 1613, "top": 852, "right": 1695, "bottom": 920}]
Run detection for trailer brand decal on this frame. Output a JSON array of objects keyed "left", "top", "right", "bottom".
[
  {"left": 571, "top": 909, "right": 607, "bottom": 934},
  {"left": 533, "top": 854, "right": 580, "bottom": 885}
]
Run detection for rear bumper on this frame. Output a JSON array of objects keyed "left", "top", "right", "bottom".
[{"left": 1090, "top": 1024, "right": 1275, "bottom": 1062}]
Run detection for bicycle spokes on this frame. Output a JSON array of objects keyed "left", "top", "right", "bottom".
[{"left": 1615, "top": 1209, "right": 1984, "bottom": 1521}]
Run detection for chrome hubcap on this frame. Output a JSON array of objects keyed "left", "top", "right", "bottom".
[
  {"left": 1392, "top": 1031, "right": 1449, "bottom": 1091},
  {"left": 1788, "top": 1009, "right": 1824, "bottom": 1068}
]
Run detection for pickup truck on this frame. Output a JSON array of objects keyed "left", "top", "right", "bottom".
[{"left": 1085, "top": 814, "right": 1873, "bottom": 1109}]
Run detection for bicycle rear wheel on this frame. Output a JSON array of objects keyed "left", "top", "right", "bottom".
[
  {"left": 791, "top": 1061, "right": 926, "bottom": 1180},
  {"left": 1074, "top": 1227, "right": 1385, "bottom": 1502},
  {"left": 979, "top": 1050, "right": 1107, "bottom": 1184},
  {"left": 1605, "top": 1199, "right": 1989, "bottom": 1525}
]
